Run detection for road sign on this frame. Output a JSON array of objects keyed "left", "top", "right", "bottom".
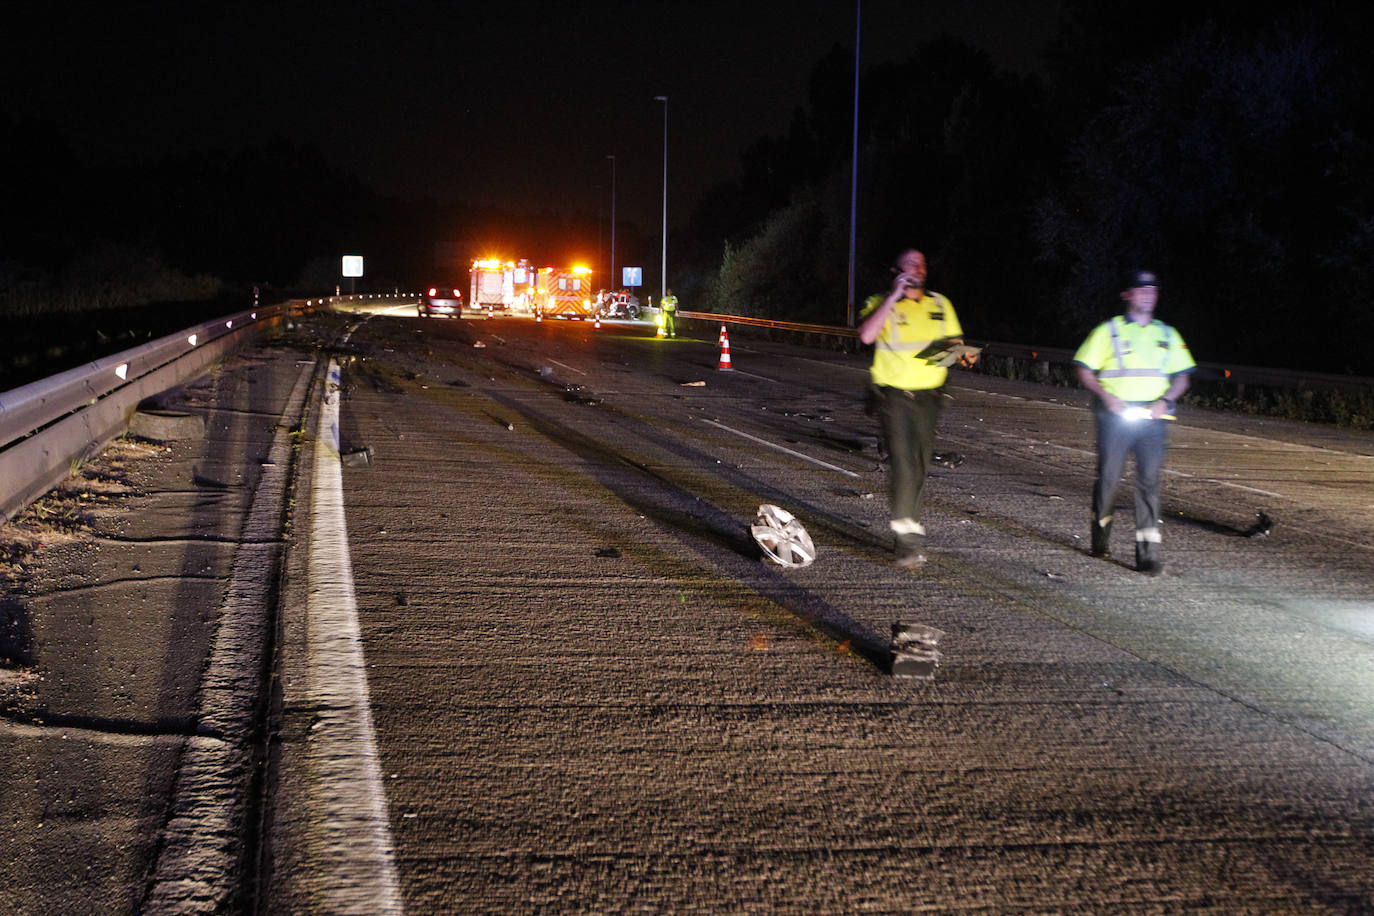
[
  {"left": 622, "top": 267, "right": 642, "bottom": 288},
  {"left": 342, "top": 255, "right": 364, "bottom": 278}
]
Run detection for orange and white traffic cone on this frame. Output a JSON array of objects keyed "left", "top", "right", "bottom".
[
  {"left": 536, "top": 310, "right": 542, "bottom": 323},
  {"left": 718, "top": 326, "right": 734, "bottom": 371},
  {"left": 594, "top": 313, "right": 601, "bottom": 330}
]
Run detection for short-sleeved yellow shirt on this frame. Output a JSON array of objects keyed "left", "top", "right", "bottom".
[
  {"left": 861, "top": 291, "right": 962, "bottom": 390},
  {"left": 1073, "top": 315, "right": 1195, "bottom": 401}
]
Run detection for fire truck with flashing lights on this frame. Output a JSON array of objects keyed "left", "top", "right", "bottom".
[
  {"left": 535, "top": 265, "right": 595, "bottom": 320},
  {"left": 469, "top": 259, "right": 511, "bottom": 312},
  {"left": 468, "top": 258, "right": 539, "bottom": 313}
]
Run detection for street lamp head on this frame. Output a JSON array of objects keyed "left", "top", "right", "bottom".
[{"left": 654, "top": 95, "right": 667, "bottom": 101}]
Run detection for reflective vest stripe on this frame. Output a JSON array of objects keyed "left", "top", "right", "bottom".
[
  {"left": 876, "top": 339, "right": 932, "bottom": 353},
  {"left": 1099, "top": 368, "right": 1171, "bottom": 378},
  {"left": 1105, "top": 316, "right": 1172, "bottom": 379},
  {"left": 874, "top": 294, "right": 949, "bottom": 355}
]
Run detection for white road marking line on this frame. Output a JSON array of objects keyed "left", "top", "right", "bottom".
[
  {"left": 723, "top": 368, "right": 778, "bottom": 382},
  {"left": 701, "top": 418, "right": 861, "bottom": 478},
  {"left": 305, "top": 360, "right": 403, "bottom": 914},
  {"left": 548, "top": 358, "right": 587, "bottom": 375}
]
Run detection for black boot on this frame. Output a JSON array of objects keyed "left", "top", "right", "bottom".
[
  {"left": 1090, "top": 518, "right": 1112, "bottom": 559},
  {"left": 1135, "top": 540, "right": 1163, "bottom": 575}
]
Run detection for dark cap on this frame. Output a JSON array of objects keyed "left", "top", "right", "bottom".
[{"left": 1125, "top": 269, "right": 1158, "bottom": 289}]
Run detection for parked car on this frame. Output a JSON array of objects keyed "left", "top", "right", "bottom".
[{"left": 419, "top": 285, "right": 464, "bottom": 317}]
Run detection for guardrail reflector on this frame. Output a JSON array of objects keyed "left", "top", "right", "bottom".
[
  {"left": 115, "top": 364, "right": 128, "bottom": 380},
  {"left": 188, "top": 334, "right": 198, "bottom": 346}
]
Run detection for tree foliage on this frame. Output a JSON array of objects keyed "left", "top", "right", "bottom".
[{"left": 681, "top": 6, "right": 1374, "bottom": 374}]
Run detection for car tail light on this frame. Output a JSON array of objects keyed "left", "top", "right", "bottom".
[{"left": 428, "top": 287, "right": 438, "bottom": 296}]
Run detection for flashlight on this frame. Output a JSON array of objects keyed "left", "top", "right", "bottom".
[{"left": 1121, "top": 405, "right": 1175, "bottom": 421}]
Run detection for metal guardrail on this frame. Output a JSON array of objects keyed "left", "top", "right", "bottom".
[
  {"left": 0, "top": 303, "right": 295, "bottom": 524},
  {"left": 681, "top": 310, "right": 1374, "bottom": 397},
  {"left": 0, "top": 294, "right": 422, "bottom": 524},
  {"left": 679, "top": 310, "right": 857, "bottom": 339}
]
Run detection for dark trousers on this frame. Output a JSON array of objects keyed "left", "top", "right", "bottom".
[
  {"left": 877, "top": 386, "right": 942, "bottom": 543},
  {"left": 1092, "top": 404, "right": 1168, "bottom": 538}
]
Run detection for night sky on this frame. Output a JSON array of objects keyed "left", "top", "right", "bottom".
[{"left": 6, "top": 0, "right": 1058, "bottom": 237}]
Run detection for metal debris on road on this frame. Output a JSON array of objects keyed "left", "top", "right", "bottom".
[
  {"left": 750, "top": 504, "right": 815, "bottom": 568},
  {"left": 340, "top": 445, "right": 374, "bottom": 468},
  {"left": 891, "top": 622, "right": 944, "bottom": 680}
]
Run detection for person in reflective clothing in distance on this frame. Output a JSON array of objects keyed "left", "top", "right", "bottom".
[
  {"left": 1073, "top": 269, "right": 1196, "bottom": 575},
  {"left": 858, "top": 248, "right": 977, "bottom": 569},
  {"left": 661, "top": 288, "right": 679, "bottom": 337}
]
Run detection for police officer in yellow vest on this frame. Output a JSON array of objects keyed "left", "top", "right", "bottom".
[
  {"left": 661, "top": 289, "right": 679, "bottom": 338},
  {"left": 1073, "top": 269, "right": 1196, "bottom": 574},
  {"left": 859, "top": 249, "right": 974, "bottom": 568}
]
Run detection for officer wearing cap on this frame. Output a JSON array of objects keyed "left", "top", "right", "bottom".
[{"left": 1073, "top": 269, "right": 1196, "bottom": 574}]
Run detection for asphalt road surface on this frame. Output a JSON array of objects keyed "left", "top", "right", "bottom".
[{"left": 4, "top": 304, "right": 1373, "bottom": 913}]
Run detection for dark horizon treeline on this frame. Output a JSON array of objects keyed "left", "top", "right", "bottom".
[
  {"left": 4, "top": 0, "right": 1374, "bottom": 375},
  {"left": 681, "top": 0, "right": 1374, "bottom": 375},
  {"left": 0, "top": 119, "right": 634, "bottom": 310}
]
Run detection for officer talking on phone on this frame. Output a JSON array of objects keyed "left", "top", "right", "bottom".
[{"left": 858, "top": 248, "right": 977, "bottom": 569}]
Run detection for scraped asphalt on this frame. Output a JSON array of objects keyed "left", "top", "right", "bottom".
[{"left": 3, "top": 306, "right": 1374, "bottom": 914}]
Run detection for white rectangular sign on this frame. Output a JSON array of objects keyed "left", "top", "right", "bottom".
[
  {"left": 622, "top": 267, "right": 642, "bottom": 287},
  {"left": 342, "top": 255, "right": 364, "bottom": 278}
]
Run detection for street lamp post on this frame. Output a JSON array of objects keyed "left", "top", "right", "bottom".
[
  {"left": 607, "top": 154, "right": 616, "bottom": 293},
  {"left": 847, "top": 0, "right": 862, "bottom": 327},
  {"left": 654, "top": 95, "right": 668, "bottom": 302}
]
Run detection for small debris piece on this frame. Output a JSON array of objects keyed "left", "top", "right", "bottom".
[
  {"left": 594, "top": 547, "right": 622, "bottom": 558},
  {"left": 341, "top": 446, "right": 374, "bottom": 468},
  {"left": 681, "top": 380, "right": 706, "bottom": 387},
  {"left": 892, "top": 651, "right": 941, "bottom": 680},
  {"left": 1245, "top": 510, "right": 1274, "bottom": 538},
  {"left": 891, "top": 622, "right": 944, "bottom": 681}
]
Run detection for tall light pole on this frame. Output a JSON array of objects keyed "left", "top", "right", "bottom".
[
  {"left": 606, "top": 154, "right": 617, "bottom": 292},
  {"left": 846, "top": 0, "right": 862, "bottom": 327},
  {"left": 654, "top": 95, "right": 668, "bottom": 302}
]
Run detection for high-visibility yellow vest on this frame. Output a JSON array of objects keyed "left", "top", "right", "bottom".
[
  {"left": 661, "top": 295, "right": 678, "bottom": 311},
  {"left": 862, "top": 291, "right": 961, "bottom": 390},
  {"left": 1073, "top": 315, "right": 1195, "bottom": 401}
]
